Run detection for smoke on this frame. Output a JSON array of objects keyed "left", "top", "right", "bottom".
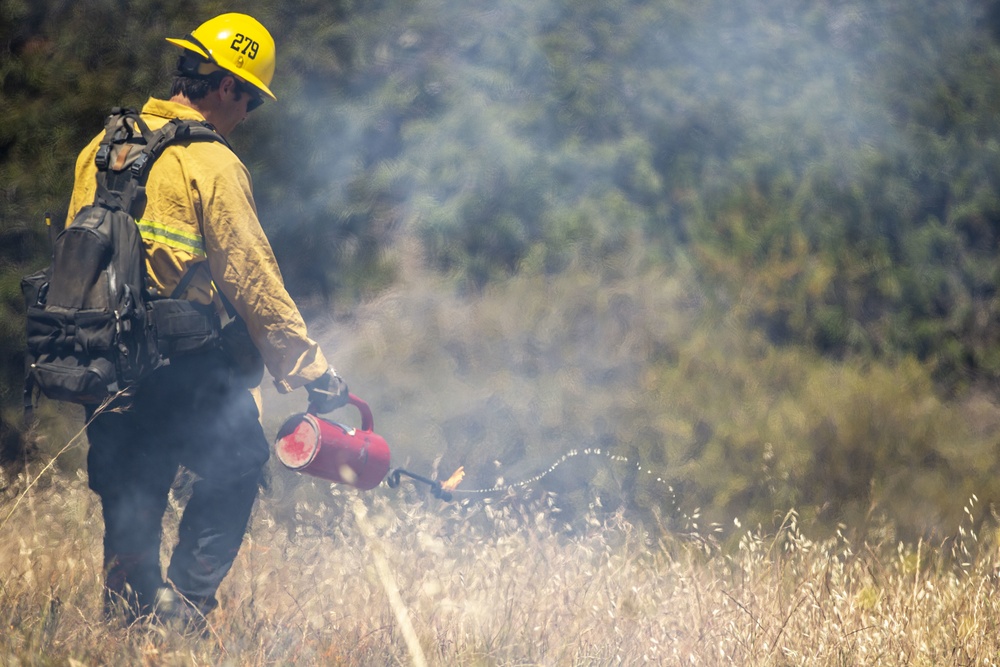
[{"left": 259, "top": 0, "right": 993, "bottom": 532}]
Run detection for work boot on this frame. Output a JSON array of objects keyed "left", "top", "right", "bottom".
[{"left": 151, "top": 587, "right": 210, "bottom": 638}]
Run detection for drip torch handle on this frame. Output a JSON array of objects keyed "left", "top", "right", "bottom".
[
  {"left": 348, "top": 394, "right": 374, "bottom": 432},
  {"left": 306, "top": 394, "right": 374, "bottom": 432}
]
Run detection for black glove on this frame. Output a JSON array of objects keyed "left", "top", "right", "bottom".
[{"left": 305, "top": 368, "right": 349, "bottom": 414}]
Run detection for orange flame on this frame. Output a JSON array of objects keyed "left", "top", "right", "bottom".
[{"left": 440, "top": 466, "right": 465, "bottom": 492}]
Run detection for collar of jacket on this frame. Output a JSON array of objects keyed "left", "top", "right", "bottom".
[{"left": 141, "top": 97, "right": 210, "bottom": 124}]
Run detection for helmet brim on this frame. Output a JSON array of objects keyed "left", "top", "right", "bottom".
[{"left": 165, "top": 37, "right": 210, "bottom": 61}]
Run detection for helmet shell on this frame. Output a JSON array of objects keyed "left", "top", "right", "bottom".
[{"left": 166, "top": 13, "right": 277, "bottom": 101}]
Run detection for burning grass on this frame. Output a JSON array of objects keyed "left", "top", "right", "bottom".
[{"left": 2, "top": 466, "right": 1000, "bottom": 666}]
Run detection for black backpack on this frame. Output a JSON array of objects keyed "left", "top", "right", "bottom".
[{"left": 22, "top": 107, "right": 229, "bottom": 409}]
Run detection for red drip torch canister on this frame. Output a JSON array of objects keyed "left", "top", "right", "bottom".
[{"left": 274, "top": 394, "right": 390, "bottom": 490}]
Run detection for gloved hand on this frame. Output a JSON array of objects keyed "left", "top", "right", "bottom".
[{"left": 305, "top": 368, "right": 349, "bottom": 414}]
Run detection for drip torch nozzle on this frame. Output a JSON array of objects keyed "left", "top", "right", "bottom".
[{"left": 386, "top": 468, "right": 453, "bottom": 501}]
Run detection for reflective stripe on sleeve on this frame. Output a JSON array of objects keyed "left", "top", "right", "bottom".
[{"left": 137, "top": 219, "right": 206, "bottom": 257}]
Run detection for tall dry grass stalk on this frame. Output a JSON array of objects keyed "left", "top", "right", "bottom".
[{"left": 3, "top": 466, "right": 1000, "bottom": 666}]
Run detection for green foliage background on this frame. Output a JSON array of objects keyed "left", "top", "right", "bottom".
[{"left": 5, "top": 0, "right": 1000, "bottom": 540}]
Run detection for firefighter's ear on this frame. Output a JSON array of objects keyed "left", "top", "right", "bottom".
[{"left": 219, "top": 75, "right": 239, "bottom": 100}]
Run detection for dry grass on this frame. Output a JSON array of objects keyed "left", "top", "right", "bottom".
[
  {"left": 7, "top": 259, "right": 1000, "bottom": 665},
  {"left": 3, "top": 463, "right": 1000, "bottom": 666}
]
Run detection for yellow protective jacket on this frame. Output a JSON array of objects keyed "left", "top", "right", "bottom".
[{"left": 66, "top": 98, "right": 329, "bottom": 393}]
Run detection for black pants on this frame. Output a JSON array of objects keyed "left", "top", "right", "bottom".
[{"left": 86, "top": 350, "right": 269, "bottom": 619}]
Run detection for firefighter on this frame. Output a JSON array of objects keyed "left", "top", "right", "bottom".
[{"left": 66, "top": 13, "right": 347, "bottom": 631}]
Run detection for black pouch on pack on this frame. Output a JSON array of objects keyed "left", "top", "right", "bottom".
[
  {"left": 21, "top": 269, "right": 49, "bottom": 310},
  {"left": 220, "top": 317, "right": 264, "bottom": 387},
  {"left": 149, "top": 298, "right": 221, "bottom": 358},
  {"left": 23, "top": 201, "right": 159, "bottom": 405}
]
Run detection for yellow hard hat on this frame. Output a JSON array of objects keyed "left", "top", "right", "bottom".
[{"left": 166, "top": 13, "right": 277, "bottom": 101}]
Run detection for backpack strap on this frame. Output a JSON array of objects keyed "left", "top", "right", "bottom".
[
  {"left": 133, "top": 118, "right": 232, "bottom": 184},
  {"left": 170, "top": 261, "right": 206, "bottom": 300},
  {"left": 23, "top": 373, "right": 36, "bottom": 422},
  {"left": 94, "top": 109, "right": 230, "bottom": 218},
  {"left": 171, "top": 261, "right": 239, "bottom": 319}
]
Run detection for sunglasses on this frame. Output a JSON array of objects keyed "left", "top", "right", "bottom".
[{"left": 235, "top": 79, "right": 265, "bottom": 113}]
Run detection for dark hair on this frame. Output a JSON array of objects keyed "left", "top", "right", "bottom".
[{"left": 170, "top": 70, "right": 227, "bottom": 101}]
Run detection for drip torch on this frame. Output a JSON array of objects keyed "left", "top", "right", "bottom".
[{"left": 274, "top": 394, "right": 452, "bottom": 497}]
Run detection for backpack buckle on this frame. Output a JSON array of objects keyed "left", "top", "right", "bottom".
[
  {"left": 95, "top": 144, "right": 111, "bottom": 171},
  {"left": 130, "top": 152, "right": 150, "bottom": 178}
]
